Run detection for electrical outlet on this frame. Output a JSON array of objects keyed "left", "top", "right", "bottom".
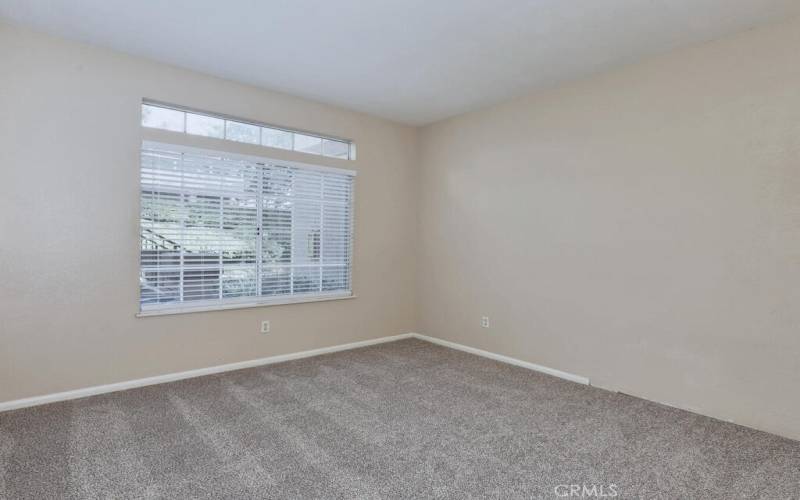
[
  {"left": 260, "top": 320, "right": 270, "bottom": 334},
  {"left": 481, "top": 316, "right": 490, "bottom": 328}
]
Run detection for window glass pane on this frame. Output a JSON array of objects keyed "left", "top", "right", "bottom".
[
  {"left": 222, "top": 267, "right": 257, "bottom": 298},
  {"left": 293, "top": 134, "right": 323, "bottom": 155},
  {"left": 186, "top": 113, "right": 224, "bottom": 138},
  {"left": 261, "top": 266, "right": 291, "bottom": 296},
  {"left": 322, "top": 266, "right": 350, "bottom": 292},
  {"left": 261, "top": 128, "right": 293, "bottom": 150},
  {"left": 292, "top": 200, "right": 321, "bottom": 264},
  {"left": 293, "top": 266, "right": 321, "bottom": 294},
  {"left": 225, "top": 121, "right": 260, "bottom": 144},
  {"left": 322, "top": 139, "right": 350, "bottom": 159},
  {"left": 141, "top": 104, "right": 184, "bottom": 132},
  {"left": 183, "top": 268, "right": 221, "bottom": 301}
]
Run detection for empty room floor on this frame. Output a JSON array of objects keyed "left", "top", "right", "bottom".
[{"left": 1, "top": 338, "right": 799, "bottom": 499}]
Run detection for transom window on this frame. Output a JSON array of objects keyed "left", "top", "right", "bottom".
[
  {"left": 141, "top": 101, "right": 355, "bottom": 160},
  {"left": 139, "top": 142, "right": 355, "bottom": 315}
]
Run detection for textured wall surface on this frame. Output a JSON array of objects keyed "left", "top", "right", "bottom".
[{"left": 417, "top": 18, "right": 800, "bottom": 440}]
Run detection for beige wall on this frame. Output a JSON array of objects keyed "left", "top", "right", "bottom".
[
  {"left": 2, "top": 17, "right": 798, "bottom": 441},
  {"left": 417, "top": 18, "right": 800, "bottom": 440},
  {"left": 0, "top": 21, "right": 418, "bottom": 402}
]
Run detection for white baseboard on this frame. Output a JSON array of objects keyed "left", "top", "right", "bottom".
[
  {"left": 0, "top": 331, "right": 588, "bottom": 413},
  {"left": 0, "top": 333, "right": 414, "bottom": 413},
  {"left": 409, "top": 333, "right": 590, "bottom": 385}
]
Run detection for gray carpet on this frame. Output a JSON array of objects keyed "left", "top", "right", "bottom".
[{"left": 1, "top": 338, "right": 798, "bottom": 499}]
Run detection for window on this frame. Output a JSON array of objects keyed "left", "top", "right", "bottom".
[
  {"left": 293, "top": 133, "right": 323, "bottom": 155},
  {"left": 139, "top": 142, "right": 355, "bottom": 315},
  {"left": 141, "top": 105, "right": 184, "bottom": 132},
  {"left": 186, "top": 114, "right": 224, "bottom": 138},
  {"left": 141, "top": 102, "right": 355, "bottom": 160},
  {"left": 225, "top": 121, "right": 260, "bottom": 145}
]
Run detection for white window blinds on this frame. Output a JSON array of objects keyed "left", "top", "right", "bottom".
[{"left": 139, "top": 142, "right": 354, "bottom": 313}]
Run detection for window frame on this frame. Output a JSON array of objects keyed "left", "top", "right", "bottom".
[{"left": 137, "top": 140, "right": 356, "bottom": 317}]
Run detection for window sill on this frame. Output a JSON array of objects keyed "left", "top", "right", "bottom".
[{"left": 136, "top": 293, "right": 356, "bottom": 318}]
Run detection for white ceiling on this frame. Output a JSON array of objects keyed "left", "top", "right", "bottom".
[{"left": 1, "top": 1, "right": 798, "bottom": 125}]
